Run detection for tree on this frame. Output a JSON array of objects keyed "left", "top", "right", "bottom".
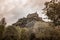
[
  {"left": 0, "top": 25, "right": 4, "bottom": 40},
  {"left": 0, "top": 18, "right": 6, "bottom": 26},
  {"left": 3, "top": 26, "right": 19, "bottom": 40},
  {"left": 0, "top": 18, "right": 6, "bottom": 40},
  {"left": 43, "top": 0, "right": 60, "bottom": 26}
]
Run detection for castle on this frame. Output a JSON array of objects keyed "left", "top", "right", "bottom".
[
  {"left": 27, "top": 12, "right": 42, "bottom": 21},
  {"left": 27, "top": 12, "right": 38, "bottom": 18},
  {"left": 13, "top": 12, "right": 43, "bottom": 27}
]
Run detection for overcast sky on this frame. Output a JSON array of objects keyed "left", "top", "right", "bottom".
[{"left": 0, "top": 0, "right": 51, "bottom": 25}]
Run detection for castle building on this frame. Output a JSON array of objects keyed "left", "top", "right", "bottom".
[{"left": 27, "top": 12, "right": 38, "bottom": 18}]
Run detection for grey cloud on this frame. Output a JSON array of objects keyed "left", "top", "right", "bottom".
[{"left": 0, "top": 0, "right": 51, "bottom": 25}]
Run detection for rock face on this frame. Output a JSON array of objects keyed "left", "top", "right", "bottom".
[
  {"left": 12, "top": 12, "right": 43, "bottom": 27},
  {"left": 12, "top": 12, "right": 54, "bottom": 28},
  {"left": 26, "top": 20, "right": 36, "bottom": 27}
]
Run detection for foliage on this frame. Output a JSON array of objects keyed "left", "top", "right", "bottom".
[
  {"left": 0, "top": 18, "right": 6, "bottom": 26},
  {"left": 15, "top": 27, "right": 32, "bottom": 40},
  {"left": 0, "top": 18, "right": 6, "bottom": 40},
  {"left": 0, "top": 25, "right": 5, "bottom": 40},
  {"left": 34, "top": 26, "right": 60, "bottom": 40},
  {"left": 1, "top": 25, "right": 60, "bottom": 40},
  {"left": 3, "top": 26, "right": 19, "bottom": 40},
  {"left": 44, "top": 0, "right": 60, "bottom": 26}
]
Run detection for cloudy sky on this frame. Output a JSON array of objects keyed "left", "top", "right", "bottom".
[{"left": 0, "top": 0, "right": 51, "bottom": 25}]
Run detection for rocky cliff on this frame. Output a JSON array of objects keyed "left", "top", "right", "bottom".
[{"left": 12, "top": 12, "right": 52, "bottom": 28}]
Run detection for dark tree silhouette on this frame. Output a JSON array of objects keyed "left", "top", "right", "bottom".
[
  {"left": 30, "top": 33, "right": 36, "bottom": 40},
  {"left": 44, "top": 0, "right": 60, "bottom": 26},
  {"left": 0, "top": 18, "right": 6, "bottom": 40},
  {"left": 0, "top": 18, "right": 6, "bottom": 26},
  {"left": 2, "top": 26, "right": 19, "bottom": 40}
]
